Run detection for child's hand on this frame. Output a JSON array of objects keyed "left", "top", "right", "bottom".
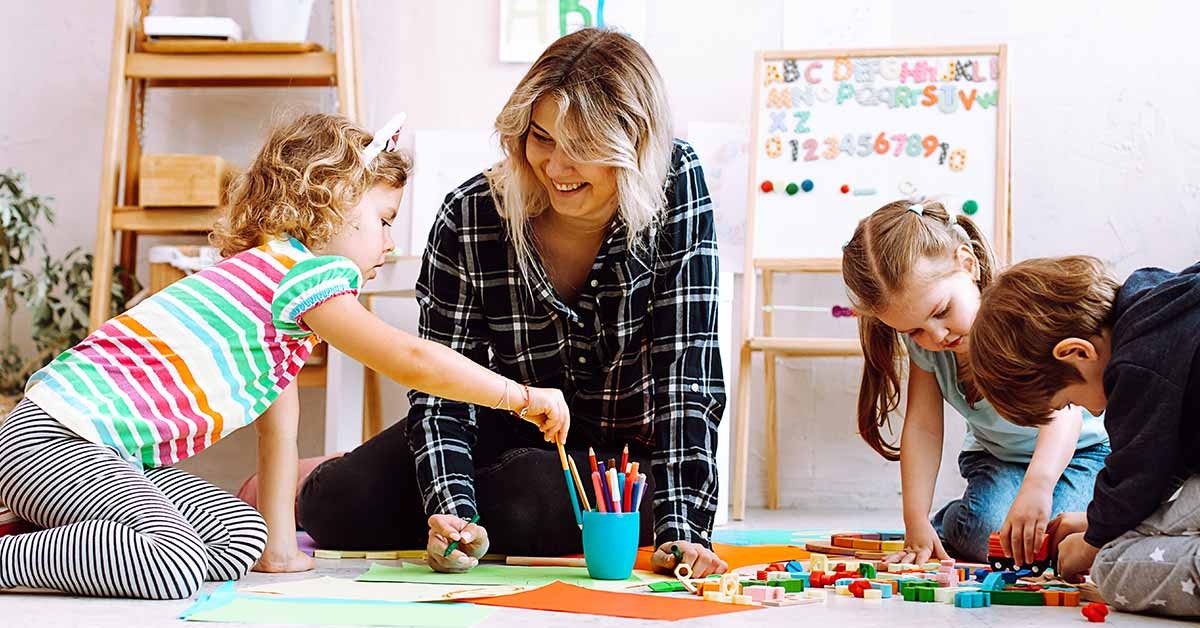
[
  {"left": 651, "top": 541, "right": 728, "bottom": 578},
  {"left": 887, "top": 519, "right": 949, "bottom": 565},
  {"left": 1047, "top": 512, "right": 1088, "bottom": 556},
  {"left": 1056, "top": 532, "right": 1100, "bottom": 582},
  {"left": 520, "top": 387, "right": 570, "bottom": 444},
  {"left": 253, "top": 547, "right": 316, "bottom": 573},
  {"left": 426, "top": 514, "right": 490, "bottom": 573},
  {"left": 999, "top": 483, "right": 1053, "bottom": 567}
]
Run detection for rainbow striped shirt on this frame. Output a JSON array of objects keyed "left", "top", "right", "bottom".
[{"left": 25, "top": 237, "right": 361, "bottom": 468}]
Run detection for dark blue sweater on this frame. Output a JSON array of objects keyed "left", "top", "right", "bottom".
[{"left": 1085, "top": 261, "right": 1200, "bottom": 548}]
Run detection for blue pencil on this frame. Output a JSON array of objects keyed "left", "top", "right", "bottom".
[{"left": 556, "top": 442, "right": 582, "bottom": 528}]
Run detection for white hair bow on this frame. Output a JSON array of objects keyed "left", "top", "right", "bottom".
[{"left": 362, "top": 112, "right": 407, "bottom": 165}]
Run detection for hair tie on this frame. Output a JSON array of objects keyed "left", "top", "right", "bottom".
[
  {"left": 362, "top": 112, "right": 407, "bottom": 165},
  {"left": 907, "top": 203, "right": 924, "bottom": 216},
  {"left": 948, "top": 213, "right": 971, "bottom": 240}
]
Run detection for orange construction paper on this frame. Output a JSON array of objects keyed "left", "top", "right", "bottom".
[{"left": 465, "top": 580, "right": 760, "bottom": 620}]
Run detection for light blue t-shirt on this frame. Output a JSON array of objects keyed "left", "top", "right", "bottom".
[{"left": 901, "top": 335, "right": 1109, "bottom": 463}]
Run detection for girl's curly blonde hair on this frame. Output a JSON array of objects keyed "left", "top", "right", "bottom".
[{"left": 212, "top": 113, "right": 411, "bottom": 257}]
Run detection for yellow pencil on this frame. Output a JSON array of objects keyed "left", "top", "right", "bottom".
[{"left": 567, "top": 455, "right": 592, "bottom": 512}]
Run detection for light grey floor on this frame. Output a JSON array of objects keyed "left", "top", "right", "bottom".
[{"left": 1, "top": 509, "right": 1189, "bottom": 628}]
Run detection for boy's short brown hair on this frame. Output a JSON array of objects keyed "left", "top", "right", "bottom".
[{"left": 969, "top": 256, "right": 1120, "bottom": 426}]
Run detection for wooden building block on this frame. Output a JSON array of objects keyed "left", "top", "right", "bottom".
[{"left": 140, "top": 153, "right": 232, "bottom": 207}]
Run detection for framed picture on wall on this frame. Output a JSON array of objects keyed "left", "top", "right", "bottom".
[{"left": 498, "top": 0, "right": 646, "bottom": 63}]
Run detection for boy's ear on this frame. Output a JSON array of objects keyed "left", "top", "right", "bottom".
[{"left": 1052, "top": 337, "right": 1097, "bottom": 363}]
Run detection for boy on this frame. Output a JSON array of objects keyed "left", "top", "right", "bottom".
[{"left": 968, "top": 256, "right": 1200, "bottom": 617}]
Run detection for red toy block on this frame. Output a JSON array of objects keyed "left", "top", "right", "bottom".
[
  {"left": 757, "top": 570, "right": 769, "bottom": 581},
  {"left": 1082, "top": 602, "right": 1109, "bottom": 622},
  {"left": 810, "top": 571, "right": 826, "bottom": 587},
  {"left": 848, "top": 580, "right": 872, "bottom": 598},
  {"left": 834, "top": 562, "right": 847, "bottom": 572}
]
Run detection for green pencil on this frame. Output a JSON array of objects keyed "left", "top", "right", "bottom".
[{"left": 443, "top": 514, "right": 481, "bottom": 558}]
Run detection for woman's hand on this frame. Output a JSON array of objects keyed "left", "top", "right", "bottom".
[
  {"left": 253, "top": 546, "right": 316, "bottom": 573},
  {"left": 651, "top": 541, "right": 728, "bottom": 579},
  {"left": 886, "top": 519, "right": 949, "bottom": 565},
  {"left": 999, "top": 481, "right": 1054, "bottom": 567},
  {"left": 519, "top": 386, "right": 570, "bottom": 444},
  {"left": 426, "top": 514, "right": 490, "bottom": 573}
]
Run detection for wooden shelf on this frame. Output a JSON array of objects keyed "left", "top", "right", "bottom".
[
  {"left": 746, "top": 336, "right": 862, "bottom": 357},
  {"left": 112, "top": 206, "right": 221, "bottom": 233},
  {"left": 755, "top": 257, "right": 842, "bottom": 273},
  {"left": 140, "top": 40, "right": 323, "bottom": 54},
  {"left": 126, "top": 51, "right": 337, "bottom": 87}
]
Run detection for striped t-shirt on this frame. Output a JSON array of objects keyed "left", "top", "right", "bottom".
[{"left": 24, "top": 237, "right": 361, "bottom": 468}]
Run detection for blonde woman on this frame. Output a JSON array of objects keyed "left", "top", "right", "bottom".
[{"left": 298, "top": 29, "right": 729, "bottom": 577}]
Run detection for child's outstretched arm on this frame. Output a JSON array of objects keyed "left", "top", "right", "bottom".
[
  {"left": 252, "top": 383, "right": 316, "bottom": 573},
  {"left": 998, "top": 406, "right": 1082, "bottom": 567},
  {"left": 304, "top": 294, "right": 570, "bottom": 442},
  {"left": 891, "top": 361, "right": 951, "bottom": 565}
]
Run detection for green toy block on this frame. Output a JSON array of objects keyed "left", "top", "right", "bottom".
[
  {"left": 768, "top": 579, "right": 804, "bottom": 593},
  {"left": 648, "top": 581, "right": 689, "bottom": 593},
  {"left": 902, "top": 587, "right": 918, "bottom": 602},
  {"left": 988, "top": 590, "right": 1045, "bottom": 606},
  {"left": 916, "top": 587, "right": 936, "bottom": 602}
]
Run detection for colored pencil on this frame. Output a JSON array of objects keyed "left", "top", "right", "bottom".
[
  {"left": 443, "top": 514, "right": 480, "bottom": 557},
  {"left": 591, "top": 471, "right": 607, "bottom": 513},
  {"left": 607, "top": 468, "right": 621, "bottom": 513},
  {"left": 587, "top": 447, "right": 599, "bottom": 475},
  {"left": 557, "top": 441, "right": 583, "bottom": 527},
  {"left": 623, "top": 467, "right": 636, "bottom": 512},
  {"left": 567, "top": 455, "right": 591, "bottom": 512},
  {"left": 620, "top": 444, "right": 629, "bottom": 473}
]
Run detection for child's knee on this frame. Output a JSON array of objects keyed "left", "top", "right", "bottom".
[
  {"left": 940, "top": 504, "right": 998, "bottom": 561},
  {"left": 146, "top": 530, "right": 208, "bottom": 599}
]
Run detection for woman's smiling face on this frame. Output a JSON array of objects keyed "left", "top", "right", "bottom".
[{"left": 524, "top": 98, "right": 619, "bottom": 221}]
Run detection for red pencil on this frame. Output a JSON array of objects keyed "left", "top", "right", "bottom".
[
  {"left": 620, "top": 444, "right": 629, "bottom": 473},
  {"left": 591, "top": 471, "right": 607, "bottom": 513},
  {"left": 588, "top": 447, "right": 599, "bottom": 475},
  {"left": 622, "top": 462, "right": 637, "bottom": 512}
]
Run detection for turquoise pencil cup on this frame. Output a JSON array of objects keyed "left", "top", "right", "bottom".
[{"left": 581, "top": 511, "right": 639, "bottom": 580}]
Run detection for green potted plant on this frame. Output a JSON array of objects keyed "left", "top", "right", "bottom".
[{"left": 0, "top": 170, "right": 137, "bottom": 414}]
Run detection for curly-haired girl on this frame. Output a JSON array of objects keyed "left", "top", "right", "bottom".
[{"left": 0, "top": 112, "right": 570, "bottom": 599}]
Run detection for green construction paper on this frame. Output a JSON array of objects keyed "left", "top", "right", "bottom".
[
  {"left": 357, "top": 562, "right": 640, "bottom": 588},
  {"left": 184, "top": 595, "right": 493, "bottom": 627}
]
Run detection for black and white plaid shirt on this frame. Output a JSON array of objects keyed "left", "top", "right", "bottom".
[{"left": 406, "top": 140, "right": 725, "bottom": 546}]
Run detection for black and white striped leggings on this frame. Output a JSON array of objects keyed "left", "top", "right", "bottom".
[{"left": 0, "top": 399, "right": 267, "bottom": 599}]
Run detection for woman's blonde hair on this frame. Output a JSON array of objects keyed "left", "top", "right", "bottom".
[
  {"left": 212, "top": 113, "right": 411, "bottom": 257},
  {"left": 841, "top": 200, "right": 996, "bottom": 460},
  {"left": 487, "top": 28, "right": 674, "bottom": 280}
]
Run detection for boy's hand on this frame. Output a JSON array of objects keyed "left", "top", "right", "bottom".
[
  {"left": 1056, "top": 532, "right": 1100, "bottom": 582},
  {"left": 887, "top": 519, "right": 949, "bottom": 565},
  {"left": 651, "top": 541, "right": 728, "bottom": 578},
  {"left": 254, "top": 547, "right": 316, "bottom": 573},
  {"left": 426, "top": 514, "right": 489, "bottom": 573},
  {"left": 999, "top": 483, "right": 1053, "bottom": 567},
  {"left": 520, "top": 387, "right": 570, "bottom": 444},
  {"left": 1047, "top": 511, "right": 1089, "bottom": 554}
]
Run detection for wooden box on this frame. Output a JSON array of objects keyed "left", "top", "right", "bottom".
[{"left": 139, "top": 154, "right": 231, "bottom": 207}]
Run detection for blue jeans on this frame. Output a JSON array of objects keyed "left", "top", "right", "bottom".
[{"left": 931, "top": 443, "right": 1109, "bottom": 563}]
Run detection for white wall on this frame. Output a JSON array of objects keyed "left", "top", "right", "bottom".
[{"left": 3, "top": 1, "right": 1197, "bottom": 508}]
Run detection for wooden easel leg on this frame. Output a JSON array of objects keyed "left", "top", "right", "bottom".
[
  {"left": 731, "top": 343, "right": 754, "bottom": 521},
  {"left": 765, "top": 351, "right": 779, "bottom": 510}
]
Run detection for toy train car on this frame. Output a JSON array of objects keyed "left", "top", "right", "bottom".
[{"left": 986, "top": 532, "right": 1053, "bottom": 574}]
